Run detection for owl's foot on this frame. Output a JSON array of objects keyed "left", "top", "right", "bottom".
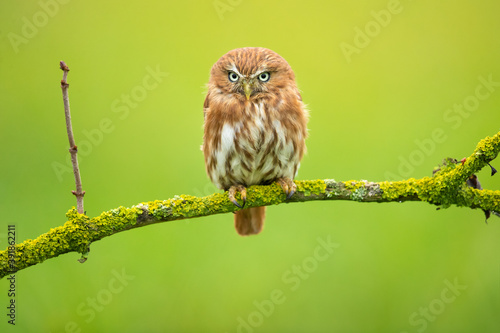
[
  {"left": 228, "top": 185, "right": 247, "bottom": 209},
  {"left": 276, "top": 177, "right": 296, "bottom": 199}
]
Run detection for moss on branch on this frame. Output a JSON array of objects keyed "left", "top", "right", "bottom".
[{"left": 1, "top": 132, "right": 499, "bottom": 279}]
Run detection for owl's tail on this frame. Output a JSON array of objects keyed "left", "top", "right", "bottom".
[{"left": 234, "top": 207, "right": 266, "bottom": 236}]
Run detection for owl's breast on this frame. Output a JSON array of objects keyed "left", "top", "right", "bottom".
[{"left": 205, "top": 102, "right": 301, "bottom": 190}]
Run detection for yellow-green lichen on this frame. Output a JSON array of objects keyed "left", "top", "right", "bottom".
[
  {"left": 463, "top": 188, "right": 500, "bottom": 211},
  {"left": 296, "top": 180, "right": 326, "bottom": 196},
  {"left": 138, "top": 192, "right": 238, "bottom": 221},
  {"left": 343, "top": 180, "right": 367, "bottom": 191},
  {"left": 246, "top": 183, "right": 286, "bottom": 207},
  {"left": 89, "top": 205, "right": 143, "bottom": 234},
  {"left": 379, "top": 178, "right": 421, "bottom": 201},
  {"left": 202, "top": 192, "right": 236, "bottom": 213},
  {"left": 163, "top": 195, "right": 214, "bottom": 218},
  {"left": 146, "top": 200, "right": 173, "bottom": 220}
]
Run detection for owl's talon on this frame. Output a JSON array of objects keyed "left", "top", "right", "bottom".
[
  {"left": 276, "top": 177, "right": 296, "bottom": 199},
  {"left": 231, "top": 199, "right": 243, "bottom": 209},
  {"left": 228, "top": 185, "right": 247, "bottom": 209}
]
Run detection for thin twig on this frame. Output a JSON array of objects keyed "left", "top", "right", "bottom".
[{"left": 60, "top": 61, "right": 85, "bottom": 214}]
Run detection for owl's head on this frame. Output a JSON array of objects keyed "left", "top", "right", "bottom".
[{"left": 209, "top": 47, "right": 297, "bottom": 101}]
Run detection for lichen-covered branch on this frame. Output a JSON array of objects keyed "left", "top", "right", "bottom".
[{"left": 1, "top": 132, "right": 499, "bottom": 279}]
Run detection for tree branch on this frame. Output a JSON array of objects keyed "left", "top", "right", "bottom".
[
  {"left": 60, "top": 61, "right": 85, "bottom": 214},
  {"left": 1, "top": 131, "right": 499, "bottom": 279}
]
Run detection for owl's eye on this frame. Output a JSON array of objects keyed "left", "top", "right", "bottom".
[
  {"left": 228, "top": 72, "right": 239, "bottom": 82},
  {"left": 258, "top": 72, "right": 270, "bottom": 82}
]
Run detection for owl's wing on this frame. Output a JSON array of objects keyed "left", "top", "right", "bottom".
[{"left": 203, "top": 93, "right": 210, "bottom": 120}]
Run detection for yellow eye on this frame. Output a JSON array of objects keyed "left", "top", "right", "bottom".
[
  {"left": 228, "top": 72, "right": 239, "bottom": 82},
  {"left": 258, "top": 72, "right": 270, "bottom": 82}
]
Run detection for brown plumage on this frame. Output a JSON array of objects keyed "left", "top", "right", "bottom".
[{"left": 202, "top": 47, "right": 308, "bottom": 235}]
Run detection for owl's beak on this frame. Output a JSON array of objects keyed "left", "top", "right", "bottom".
[{"left": 243, "top": 82, "right": 252, "bottom": 100}]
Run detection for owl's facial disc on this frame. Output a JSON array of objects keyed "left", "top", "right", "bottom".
[{"left": 226, "top": 68, "right": 270, "bottom": 100}]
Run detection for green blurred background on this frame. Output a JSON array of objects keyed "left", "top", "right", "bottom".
[{"left": 1, "top": 0, "right": 499, "bottom": 332}]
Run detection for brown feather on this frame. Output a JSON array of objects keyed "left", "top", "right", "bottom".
[{"left": 234, "top": 207, "right": 266, "bottom": 236}]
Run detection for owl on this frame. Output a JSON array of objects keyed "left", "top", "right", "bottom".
[{"left": 202, "top": 47, "right": 308, "bottom": 236}]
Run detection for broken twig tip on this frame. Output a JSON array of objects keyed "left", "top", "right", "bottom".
[
  {"left": 77, "top": 257, "right": 87, "bottom": 263},
  {"left": 60, "top": 61, "right": 70, "bottom": 71}
]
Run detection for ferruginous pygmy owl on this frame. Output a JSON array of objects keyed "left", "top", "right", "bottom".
[{"left": 202, "top": 47, "right": 308, "bottom": 236}]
